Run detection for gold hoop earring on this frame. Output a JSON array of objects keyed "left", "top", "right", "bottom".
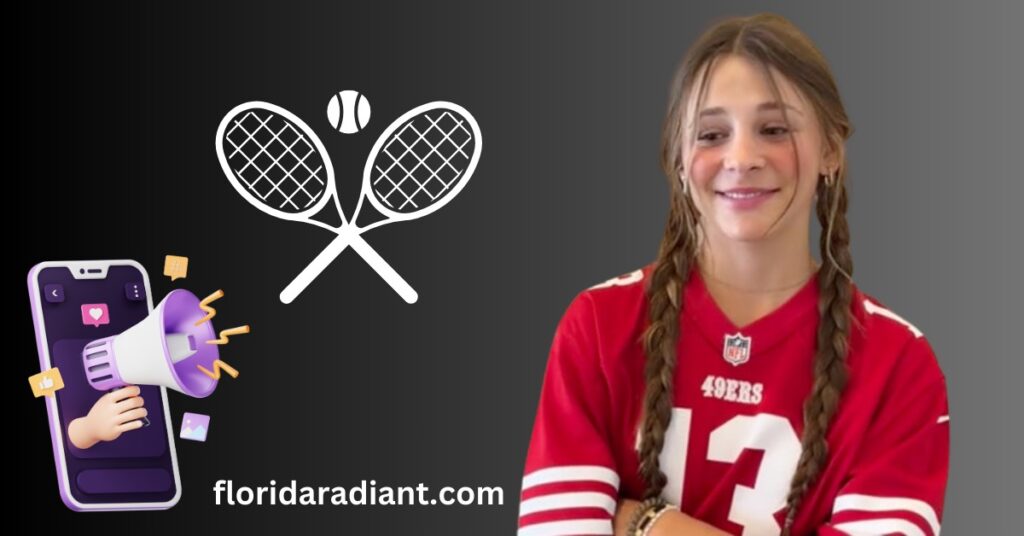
[
  {"left": 823, "top": 172, "right": 835, "bottom": 188},
  {"left": 681, "top": 173, "right": 690, "bottom": 196}
]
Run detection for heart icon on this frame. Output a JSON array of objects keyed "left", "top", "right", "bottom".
[{"left": 81, "top": 303, "right": 110, "bottom": 327}]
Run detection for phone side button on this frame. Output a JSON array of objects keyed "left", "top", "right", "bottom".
[{"left": 77, "top": 468, "right": 173, "bottom": 494}]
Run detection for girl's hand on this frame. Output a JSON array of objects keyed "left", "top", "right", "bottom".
[{"left": 68, "top": 385, "right": 147, "bottom": 449}]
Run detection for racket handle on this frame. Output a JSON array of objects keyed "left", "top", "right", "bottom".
[
  {"left": 349, "top": 233, "right": 419, "bottom": 304},
  {"left": 279, "top": 233, "right": 352, "bottom": 304}
]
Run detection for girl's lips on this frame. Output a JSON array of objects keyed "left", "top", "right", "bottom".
[
  {"left": 715, "top": 188, "right": 780, "bottom": 209},
  {"left": 716, "top": 187, "right": 780, "bottom": 195}
]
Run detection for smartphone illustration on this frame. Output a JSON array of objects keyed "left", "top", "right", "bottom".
[{"left": 28, "top": 260, "right": 181, "bottom": 511}]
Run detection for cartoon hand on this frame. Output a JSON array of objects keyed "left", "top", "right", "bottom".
[{"left": 67, "top": 386, "right": 147, "bottom": 449}]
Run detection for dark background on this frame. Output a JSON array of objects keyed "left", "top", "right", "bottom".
[{"left": 16, "top": 1, "right": 1023, "bottom": 532}]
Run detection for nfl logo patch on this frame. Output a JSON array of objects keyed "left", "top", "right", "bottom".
[{"left": 723, "top": 333, "right": 752, "bottom": 366}]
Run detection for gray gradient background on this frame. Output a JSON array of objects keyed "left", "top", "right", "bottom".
[{"left": 16, "top": 1, "right": 1022, "bottom": 533}]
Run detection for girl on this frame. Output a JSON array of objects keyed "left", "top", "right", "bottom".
[{"left": 517, "top": 13, "right": 949, "bottom": 536}]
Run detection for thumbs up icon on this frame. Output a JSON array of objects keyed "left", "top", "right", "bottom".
[{"left": 29, "top": 368, "right": 64, "bottom": 398}]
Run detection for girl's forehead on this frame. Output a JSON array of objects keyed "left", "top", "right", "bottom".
[{"left": 690, "top": 55, "right": 808, "bottom": 116}]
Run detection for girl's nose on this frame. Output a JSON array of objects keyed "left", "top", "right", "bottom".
[{"left": 722, "top": 130, "right": 766, "bottom": 174}]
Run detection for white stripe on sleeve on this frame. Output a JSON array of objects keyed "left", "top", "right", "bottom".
[
  {"left": 517, "top": 519, "right": 614, "bottom": 536},
  {"left": 833, "top": 494, "right": 940, "bottom": 535},
  {"left": 521, "top": 465, "right": 620, "bottom": 491},
  {"left": 833, "top": 518, "right": 927, "bottom": 536},
  {"left": 519, "top": 491, "right": 616, "bottom": 516}
]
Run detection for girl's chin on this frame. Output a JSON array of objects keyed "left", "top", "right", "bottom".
[{"left": 714, "top": 220, "right": 780, "bottom": 242}]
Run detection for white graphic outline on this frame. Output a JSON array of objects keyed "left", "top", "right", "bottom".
[{"left": 216, "top": 100, "right": 481, "bottom": 304}]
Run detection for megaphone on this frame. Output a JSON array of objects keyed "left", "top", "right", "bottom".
[{"left": 81, "top": 289, "right": 220, "bottom": 398}]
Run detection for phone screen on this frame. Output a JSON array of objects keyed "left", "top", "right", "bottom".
[{"left": 30, "top": 263, "right": 179, "bottom": 509}]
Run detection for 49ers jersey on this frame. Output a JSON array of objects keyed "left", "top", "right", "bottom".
[{"left": 517, "top": 264, "right": 949, "bottom": 536}]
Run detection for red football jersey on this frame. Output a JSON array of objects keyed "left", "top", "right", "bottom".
[{"left": 518, "top": 263, "right": 949, "bottom": 536}]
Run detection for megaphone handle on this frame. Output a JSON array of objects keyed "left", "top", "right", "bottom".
[{"left": 107, "top": 387, "right": 150, "bottom": 427}]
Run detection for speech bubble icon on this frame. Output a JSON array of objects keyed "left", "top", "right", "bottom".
[
  {"left": 29, "top": 368, "right": 65, "bottom": 397},
  {"left": 80, "top": 303, "right": 110, "bottom": 328},
  {"left": 164, "top": 255, "right": 189, "bottom": 281}
]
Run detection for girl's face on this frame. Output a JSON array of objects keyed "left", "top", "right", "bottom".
[{"left": 682, "top": 54, "right": 832, "bottom": 244}]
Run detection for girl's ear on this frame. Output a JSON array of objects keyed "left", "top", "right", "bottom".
[{"left": 820, "top": 135, "right": 844, "bottom": 176}]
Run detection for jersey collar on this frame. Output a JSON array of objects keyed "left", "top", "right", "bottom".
[{"left": 682, "top": 265, "right": 821, "bottom": 357}]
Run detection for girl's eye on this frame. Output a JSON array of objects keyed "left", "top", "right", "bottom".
[
  {"left": 698, "top": 131, "right": 725, "bottom": 142},
  {"left": 763, "top": 126, "right": 789, "bottom": 137}
]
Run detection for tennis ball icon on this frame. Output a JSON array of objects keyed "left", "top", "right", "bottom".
[{"left": 326, "top": 90, "right": 371, "bottom": 134}]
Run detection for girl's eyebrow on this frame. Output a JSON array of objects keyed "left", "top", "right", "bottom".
[{"left": 699, "top": 102, "right": 804, "bottom": 118}]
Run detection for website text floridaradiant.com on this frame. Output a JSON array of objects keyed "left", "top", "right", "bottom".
[{"left": 213, "top": 480, "right": 505, "bottom": 507}]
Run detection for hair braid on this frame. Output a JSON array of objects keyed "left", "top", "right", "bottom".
[
  {"left": 637, "top": 183, "right": 700, "bottom": 500},
  {"left": 781, "top": 176, "right": 854, "bottom": 534}
]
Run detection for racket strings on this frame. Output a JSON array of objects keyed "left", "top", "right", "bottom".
[
  {"left": 224, "top": 110, "right": 328, "bottom": 213},
  {"left": 372, "top": 110, "right": 474, "bottom": 213}
]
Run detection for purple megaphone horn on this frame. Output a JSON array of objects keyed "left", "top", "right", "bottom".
[{"left": 80, "top": 289, "right": 221, "bottom": 398}]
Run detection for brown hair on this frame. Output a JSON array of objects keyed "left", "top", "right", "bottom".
[{"left": 637, "top": 13, "right": 854, "bottom": 534}]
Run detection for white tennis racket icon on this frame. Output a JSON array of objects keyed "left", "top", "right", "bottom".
[{"left": 216, "top": 101, "right": 481, "bottom": 304}]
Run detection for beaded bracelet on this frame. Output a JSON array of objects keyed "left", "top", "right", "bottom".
[
  {"left": 640, "top": 503, "right": 672, "bottom": 536},
  {"left": 626, "top": 497, "right": 667, "bottom": 536}
]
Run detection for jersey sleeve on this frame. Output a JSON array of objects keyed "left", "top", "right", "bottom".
[
  {"left": 517, "top": 292, "right": 621, "bottom": 536},
  {"left": 818, "top": 337, "right": 950, "bottom": 536}
]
